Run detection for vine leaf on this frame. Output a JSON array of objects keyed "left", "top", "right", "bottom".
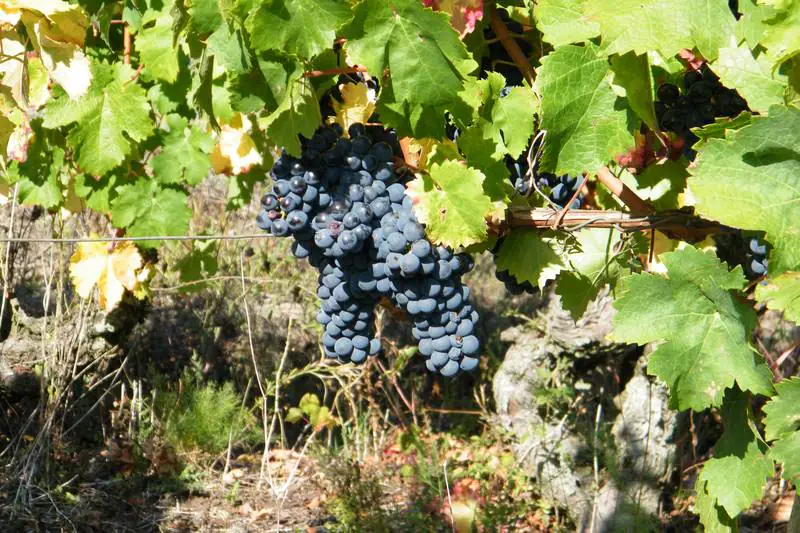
[
  {"left": 188, "top": 0, "right": 225, "bottom": 35},
  {"left": 259, "top": 77, "right": 320, "bottom": 157},
  {"left": 612, "top": 246, "right": 773, "bottom": 411},
  {"left": 176, "top": 240, "right": 219, "bottom": 293},
  {"left": 712, "top": 45, "right": 787, "bottom": 113},
  {"left": 764, "top": 378, "right": 800, "bottom": 483},
  {"left": 764, "top": 378, "right": 800, "bottom": 441},
  {"left": 207, "top": 24, "right": 252, "bottom": 75},
  {"left": 494, "top": 229, "right": 564, "bottom": 289},
  {"left": 110, "top": 179, "right": 190, "bottom": 247},
  {"left": 13, "top": 139, "right": 64, "bottom": 209},
  {"left": 756, "top": 0, "right": 800, "bottom": 68},
  {"left": 43, "top": 62, "right": 154, "bottom": 176},
  {"left": 247, "top": 0, "right": 351, "bottom": 59},
  {"left": 406, "top": 160, "right": 493, "bottom": 248},
  {"left": 555, "top": 228, "right": 626, "bottom": 320},
  {"left": 152, "top": 115, "right": 214, "bottom": 185},
  {"left": 584, "top": 0, "right": 736, "bottom": 61},
  {"left": 329, "top": 82, "right": 377, "bottom": 135},
  {"left": 473, "top": 73, "right": 537, "bottom": 159},
  {"left": 69, "top": 240, "right": 147, "bottom": 312},
  {"left": 695, "top": 388, "right": 772, "bottom": 528},
  {"left": 534, "top": 0, "right": 600, "bottom": 47},
  {"left": 210, "top": 114, "right": 263, "bottom": 176},
  {"left": 137, "top": 10, "right": 180, "bottom": 82},
  {"left": 15, "top": 0, "right": 93, "bottom": 99},
  {"left": 610, "top": 51, "right": 658, "bottom": 132},
  {"left": 533, "top": 43, "right": 634, "bottom": 175},
  {"left": 344, "top": 0, "right": 477, "bottom": 109},
  {"left": 755, "top": 272, "right": 800, "bottom": 326},
  {"left": 689, "top": 105, "right": 800, "bottom": 275},
  {"left": 624, "top": 161, "right": 688, "bottom": 211}
]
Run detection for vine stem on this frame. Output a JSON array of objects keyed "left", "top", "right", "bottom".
[
  {"left": 302, "top": 65, "right": 367, "bottom": 78},
  {"left": 489, "top": 7, "right": 534, "bottom": 84},
  {"left": 123, "top": 25, "right": 131, "bottom": 65},
  {"left": 507, "top": 207, "right": 729, "bottom": 240}
]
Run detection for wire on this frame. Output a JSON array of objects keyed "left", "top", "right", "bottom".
[{"left": 0, "top": 233, "right": 275, "bottom": 244}]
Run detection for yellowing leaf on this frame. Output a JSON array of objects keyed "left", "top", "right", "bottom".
[
  {"left": 69, "top": 240, "right": 148, "bottom": 311},
  {"left": 6, "top": 115, "right": 33, "bottom": 162},
  {"left": 14, "top": 0, "right": 92, "bottom": 100},
  {"left": 210, "top": 113, "right": 263, "bottom": 176},
  {"left": 0, "top": 32, "right": 28, "bottom": 109},
  {"left": 328, "top": 82, "right": 376, "bottom": 136},
  {"left": 60, "top": 177, "right": 85, "bottom": 218}
]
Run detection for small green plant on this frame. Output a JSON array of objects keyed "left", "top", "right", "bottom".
[
  {"left": 321, "top": 455, "right": 390, "bottom": 533},
  {"left": 286, "top": 393, "right": 340, "bottom": 432},
  {"left": 154, "top": 371, "right": 261, "bottom": 455}
]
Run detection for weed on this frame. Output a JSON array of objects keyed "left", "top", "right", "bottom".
[{"left": 153, "top": 370, "right": 261, "bottom": 455}]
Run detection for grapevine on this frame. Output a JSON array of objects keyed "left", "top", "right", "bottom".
[{"left": 0, "top": 0, "right": 795, "bottom": 530}]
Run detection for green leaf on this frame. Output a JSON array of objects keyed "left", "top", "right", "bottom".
[
  {"left": 757, "top": 0, "right": 800, "bottom": 68},
  {"left": 299, "top": 393, "right": 321, "bottom": 417},
  {"left": 694, "top": 479, "right": 739, "bottom": 533},
  {"left": 74, "top": 172, "right": 117, "bottom": 213},
  {"left": 689, "top": 105, "right": 800, "bottom": 274},
  {"left": 246, "top": 0, "right": 351, "bottom": 59},
  {"left": 534, "top": 44, "right": 634, "bottom": 175},
  {"left": 492, "top": 84, "right": 537, "bottom": 159},
  {"left": 494, "top": 229, "right": 565, "bottom": 289},
  {"left": 226, "top": 170, "right": 262, "bottom": 210},
  {"left": 12, "top": 127, "right": 64, "bottom": 209},
  {"left": 612, "top": 246, "right": 773, "bottom": 411},
  {"left": 375, "top": 78, "right": 447, "bottom": 139},
  {"left": 176, "top": 239, "right": 219, "bottom": 292},
  {"left": 470, "top": 73, "right": 536, "bottom": 159},
  {"left": 406, "top": 160, "right": 493, "bottom": 248},
  {"left": 189, "top": 0, "right": 225, "bottom": 34},
  {"left": 207, "top": 23, "right": 252, "bottom": 75},
  {"left": 736, "top": 0, "right": 772, "bottom": 49},
  {"left": 152, "top": 116, "right": 214, "bottom": 186},
  {"left": 610, "top": 51, "right": 657, "bottom": 132},
  {"left": 285, "top": 407, "right": 304, "bottom": 424},
  {"left": 764, "top": 377, "right": 800, "bottom": 441},
  {"left": 193, "top": 54, "right": 220, "bottom": 131},
  {"left": 110, "top": 179, "right": 190, "bottom": 246},
  {"left": 43, "top": 62, "right": 153, "bottom": 176},
  {"left": 344, "top": 0, "right": 477, "bottom": 109},
  {"left": 712, "top": 45, "right": 787, "bottom": 113},
  {"left": 137, "top": 12, "right": 180, "bottom": 82},
  {"left": 456, "top": 125, "right": 509, "bottom": 182},
  {"left": 769, "top": 431, "right": 800, "bottom": 482},
  {"left": 556, "top": 228, "right": 626, "bottom": 319},
  {"left": 755, "top": 272, "right": 800, "bottom": 325},
  {"left": 534, "top": 0, "right": 600, "bottom": 47},
  {"left": 691, "top": 113, "right": 753, "bottom": 142},
  {"left": 624, "top": 161, "right": 688, "bottom": 211},
  {"left": 696, "top": 389, "right": 772, "bottom": 523},
  {"left": 584, "top": 0, "right": 736, "bottom": 61},
  {"left": 259, "top": 77, "right": 320, "bottom": 157}
]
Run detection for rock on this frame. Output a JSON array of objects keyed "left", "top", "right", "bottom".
[{"left": 492, "top": 290, "right": 678, "bottom": 532}]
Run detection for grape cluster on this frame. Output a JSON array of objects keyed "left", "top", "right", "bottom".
[
  {"left": 255, "top": 123, "right": 481, "bottom": 376},
  {"left": 655, "top": 67, "right": 749, "bottom": 159},
  {"left": 714, "top": 232, "right": 769, "bottom": 280},
  {"left": 534, "top": 173, "right": 585, "bottom": 209}
]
